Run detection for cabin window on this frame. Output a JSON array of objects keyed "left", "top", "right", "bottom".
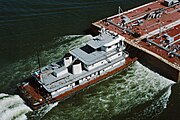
[
  {"left": 75, "top": 81, "right": 79, "bottom": 86},
  {"left": 119, "top": 41, "right": 123, "bottom": 46},
  {"left": 97, "top": 47, "right": 101, "bottom": 51},
  {"left": 65, "top": 57, "right": 69, "bottom": 60},
  {"left": 98, "top": 71, "right": 100, "bottom": 75},
  {"left": 84, "top": 64, "right": 87, "bottom": 68}
]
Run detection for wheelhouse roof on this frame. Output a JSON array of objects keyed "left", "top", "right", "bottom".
[{"left": 70, "top": 31, "right": 124, "bottom": 65}]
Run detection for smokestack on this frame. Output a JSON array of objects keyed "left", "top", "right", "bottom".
[
  {"left": 72, "top": 60, "right": 82, "bottom": 75},
  {"left": 64, "top": 53, "right": 73, "bottom": 67}
]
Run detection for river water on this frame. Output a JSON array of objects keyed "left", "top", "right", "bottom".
[{"left": 0, "top": 0, "right": 179, "bottom": 120}]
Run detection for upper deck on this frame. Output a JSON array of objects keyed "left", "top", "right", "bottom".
[
  {"left": 32, "top": 30, "right": 127, "bottom": 93},
  {"left": 70, "top": 31, "right": 125, "bottom": 65},
  {"left": 93, "top": 0, "right": 180, "bottom": 71}
]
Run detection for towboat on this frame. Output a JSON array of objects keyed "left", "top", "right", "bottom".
[{"left": 17, "top": 29, "right": 137, "bottom": 110}]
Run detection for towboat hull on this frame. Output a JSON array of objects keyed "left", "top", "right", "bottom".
[{"left": 17, "top": 57, "right": 137, "bottom": 110}]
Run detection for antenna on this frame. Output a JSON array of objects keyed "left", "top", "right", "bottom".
[
  {"left": 37, "top": 53, "right": 41, "bottom": 71},
  {"left": 37, "top": 51, "right": 42, "bottom": 80},
  {"left": 118, "top": 6, "right": 123, "bottom": 15}
]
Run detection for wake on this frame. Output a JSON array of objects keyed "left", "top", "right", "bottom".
[{"left": 0, "top": 93, "right": 32, "bottom": 120}]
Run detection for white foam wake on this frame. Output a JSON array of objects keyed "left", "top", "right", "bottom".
[
  {"left": 41, "top": 102, "right": 59, "bottom": 116},
  {"left": 0, "top": 93, "right": 32, "bottom": 120},
  {"left": 0, "top": 93, "right": 8, "bottom": 98},
  {"left": 30, "top": 102, "right": 58, "bottom": 119},
  {"left": 129, "top": 85, "right": 173, "bottom": 120}
]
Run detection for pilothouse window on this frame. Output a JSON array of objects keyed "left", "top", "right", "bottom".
[
  {"left": 97, "top": 47, "right": 101, "bottom": 51},
  {"left": 108, "top": 46, "right": 111, "bottom": 48}
]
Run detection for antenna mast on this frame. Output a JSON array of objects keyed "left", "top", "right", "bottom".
[
  {"left": 118, "top": 6, "right": 123, "bottom": 16},
  {"left": 37, "top": 53, "right": 41, "bottom": 71},
  {"left": 37, "top": 51, "right": 42, "bottom": 80}
]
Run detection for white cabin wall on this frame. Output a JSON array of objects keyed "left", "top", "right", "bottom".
[
  {"left": 53, "top": 68, "right": 68, "bottom": 78},
  {"left": 121, "top": 59, "right": 125, "bottom": 64},
  {"left": 107, "top": 51, "right": 122, "bottom": 62},
  {"left": 106, "top": 44, "right": 117, "bottom": 52},
  {"left": 80, "top": 78, "right": 88, "bottom": 85},
  {"left": 64, "top": 56, "right": 72, "bottom": 67},
  {"left": 85, "top": 51, "right": 123, "bottom": 71},
  {"left": 104, "top": 66, "right": 112, "bottom": 71},
  {"left": 51, "top": 85, "right": 72, "bottom": 98},
  {"left": 87, "top": 60, "right": 108, "bottom": 71},
  {"left": 72, "top": 63, "right": 82, "bottom": 74}
]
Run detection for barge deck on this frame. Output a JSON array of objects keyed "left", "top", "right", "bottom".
[{"left": 92, "top": 0, "right": 180, "bottom": 82}]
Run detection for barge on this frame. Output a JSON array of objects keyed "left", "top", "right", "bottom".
[
  {"left": 92, "top": 0, "right": 180, "bottom": 82},
  {"left": 17, "top": 30, "right": 137, "bottom": 110}
]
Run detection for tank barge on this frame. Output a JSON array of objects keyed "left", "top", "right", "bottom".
[
  {"left": 17, "top": 30, "right": 137, "bottom": 110},
  {"left": 92, "top": 0, "right": 180, "bottom": 82}
]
